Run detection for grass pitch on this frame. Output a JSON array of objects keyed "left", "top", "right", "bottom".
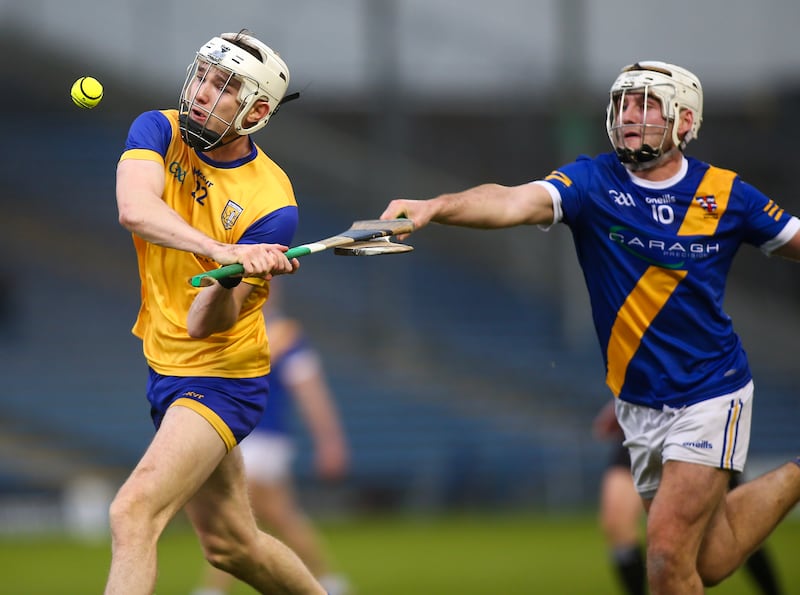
[{"left": 1, "top": 510, "right": 797, "bottom": 594}]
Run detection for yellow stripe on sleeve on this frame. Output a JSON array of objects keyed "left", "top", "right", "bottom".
[
  {"left": 766, "top": 203, "right": 783, "bottom": 220},
  {"left": 544, "top": 170, "right": 573, "bottom": 187},
  {"left": 119, "top": 148, "right": 165, "bottom": 164},
  {"left": 606, "top": 266, "right": 687, "bottom": 396},
  {"left": 170, "top": 397, "right": 238, "bottom": 452}
]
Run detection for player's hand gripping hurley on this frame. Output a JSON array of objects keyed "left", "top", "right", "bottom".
[{"left": 190, "top": 218, "right": 415, "bottom": 287}]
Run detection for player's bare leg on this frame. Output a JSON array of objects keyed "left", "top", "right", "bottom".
[
  {"left": 645, "top": 459, "right": 800, "bottom": 594},
  {"left": 195, "top": 478, "right": 340, "bottom": 594},
  {"left": 600, "top": 466, "right": 643, "bottom": 548},
  {"left": 697, "top": 459, "right": 800, "bottom": 586},
  {"left": 185, "top": 447, "right": 325, "bottom": 594},
  {"left": 644, "top": 461, "right": 730, "bottom": 594},
  {"left": 105, "top": 406, "right": 228, "bottom": 595}
]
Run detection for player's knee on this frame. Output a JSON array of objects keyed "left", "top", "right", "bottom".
[
  {"left": 646, "top": 541, "right": 686, "bottom": 584},
  {"left": 108, "top": 484, "right": 155, "bottom": 542},
  {"left": 107, "top": 497, "right": 124, "bottom": 539}
]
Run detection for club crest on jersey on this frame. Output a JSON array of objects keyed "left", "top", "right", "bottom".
[
  {"left": 695, "top": 195, "right": 718, "bottom": 217},
  {"left": 221, "top": 200, "right": 244, "bottom": 230}
]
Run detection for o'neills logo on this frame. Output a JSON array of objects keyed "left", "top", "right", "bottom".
[{"left": 682, "top": 440, "right": 713, "bottom": 449}]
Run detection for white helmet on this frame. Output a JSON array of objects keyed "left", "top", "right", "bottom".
[
  {"left": 179, "top": 31, "right": 291, "bottom": 151},
  {"left": 606, "top": 61, "right": 703, "bottom": 169}
]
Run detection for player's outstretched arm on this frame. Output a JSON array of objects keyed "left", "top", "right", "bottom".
[{"left": 381, "top": 182, "right": 555, "bottom": 233}]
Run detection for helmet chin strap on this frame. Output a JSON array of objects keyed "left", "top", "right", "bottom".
[
  {"left": 619, "top": 146, "right": 682, "bottom": 172},
  {"left": 179, "top": 113, "right": 234, "bottom": 152}
]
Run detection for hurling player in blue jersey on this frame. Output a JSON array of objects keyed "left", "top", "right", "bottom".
[
  {"left": 109, "top": 30, "right": 325, "bottom": 595},
  {"left": 381, "top": 61, "right": 800, "bottom": 594}
]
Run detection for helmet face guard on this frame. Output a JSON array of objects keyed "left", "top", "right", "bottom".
[
  {"left": 179, "top": 60, "right": 239, "bottom": 151},
  {"left": 606, "top": 61, "right": 703, "bottom": 170},
  {"left": 179, "top": 33, "right": 290, "bottom": 151}
]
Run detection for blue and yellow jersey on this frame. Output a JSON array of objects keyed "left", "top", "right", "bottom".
[
  {"left": 119, "top": 109, "right": 298, "bottom": 378},
  {"left": 539, "top": 153, "right": 799, "bottom": 409}
]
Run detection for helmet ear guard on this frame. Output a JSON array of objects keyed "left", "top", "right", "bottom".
[
  {"left": 179, "top": 32, "right": 293, "bottom": 151},
  {"left": 606, "top": 61, "right": 703, "bottom": 169}
]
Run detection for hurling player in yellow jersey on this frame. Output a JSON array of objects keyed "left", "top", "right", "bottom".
[{"left": 108, "top": 31, "right": 324, "bottom": 595}]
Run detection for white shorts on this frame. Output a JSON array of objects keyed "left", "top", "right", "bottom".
[
  {"left": 615, "top": 380, "right": 753, "bottom": 500},
  {"left": 238, "top": 431, "right": 296, "bottom": 484}
]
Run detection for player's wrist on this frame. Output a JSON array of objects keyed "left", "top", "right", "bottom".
[{"left": 206, "top": 239, "right": 233, "bottom": 264}]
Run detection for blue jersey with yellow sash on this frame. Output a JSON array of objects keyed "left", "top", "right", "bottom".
[
  {"left": 540, "top": 153, "right": 799, "bottom": 409},
  {"left": 119, "top": 109, "right": 298, "bottom": 378}
]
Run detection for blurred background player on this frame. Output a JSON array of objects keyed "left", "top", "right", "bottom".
[
  {"left": 194, "top": 283, "right": 351, "bottom": 595},
  {"left": 593, "top": 400, "right": 646, "bottom": 595},
  {"left": 593, "top": 401, "right": 784, "bottom": 595}
]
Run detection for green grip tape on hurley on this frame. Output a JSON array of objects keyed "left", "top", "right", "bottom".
[
  {"left": 189, "top": 245, "right": 313, "bottom": 287},
  {"left": 189, "top": 264, "right": 244, "bottom": 287}
]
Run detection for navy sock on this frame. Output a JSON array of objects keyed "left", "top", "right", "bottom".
[
  {"left": 744, "top": 547, "right": 783, "bottom": 595},
  {"left": 612, "top": 543, "right": 647, "bottom": 595}
]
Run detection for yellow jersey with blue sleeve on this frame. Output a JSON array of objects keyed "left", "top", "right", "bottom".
[{"left": 118, "top": 109, "right": 298, "bottom": 379}]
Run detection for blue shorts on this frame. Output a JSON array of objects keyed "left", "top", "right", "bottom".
[{"left": 146, "top": 368, "right": 269, "bottom": 451}]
